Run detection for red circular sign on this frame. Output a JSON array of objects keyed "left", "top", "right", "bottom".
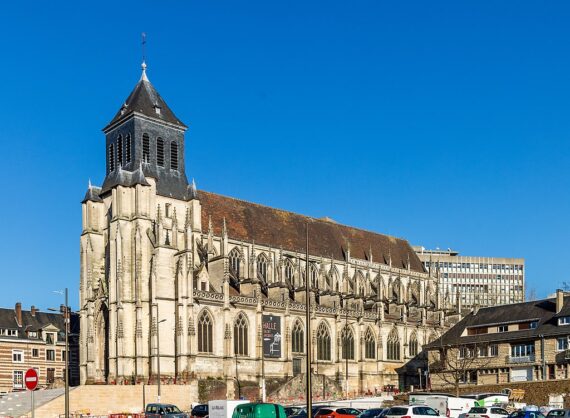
[{"left": 25, "top": 368, "right": 38, "bottom": 391}]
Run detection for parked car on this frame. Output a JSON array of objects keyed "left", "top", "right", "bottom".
[
  {"left": 286, "top": 407, "right": 303, "bottom": 417},
  {"left": 547, "top": 411, "right": 570, "bottom": 418},
  {"left": 291, "top": 406, "right": 335, "bottom": 418},
  {"left": 231, "top": 403, "right": 287, "bottom": 418},
  {"left": 315, "top": 407, "right": 361, "bottom": 418},
  {"left": 192, "top": 404, "right": 209, "bottom": 418},
  {"left": 466, "top": 407, "right": 509, "bottom": 418},
  {"left": 359, "top": 409, "right": 387, "bottom": 418},
  {"left": 509, "top": 412, "right": 545, "bottom": 418},
  {"left": 145, "top": 403, "right": 188, "bottom": 418},
  {"left": 385, "top": 406, "right": 439, "bottom": 418}
]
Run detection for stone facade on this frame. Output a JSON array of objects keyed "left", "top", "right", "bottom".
[{"left": 80, "top": 65, "right": 459, "bottom": 396}]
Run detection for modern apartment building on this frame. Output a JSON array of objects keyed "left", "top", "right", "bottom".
[
  {"left": 425, "top": 290, "right": 570, "bottom": 387},
  {"left": 414, "top": 247, "right": 525, "bottom": 309},
  {"left": 0, "top": 303, "right": 79, "bottom": 392}
]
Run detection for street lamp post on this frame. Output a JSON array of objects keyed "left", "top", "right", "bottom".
[
  {"left": 50, "top": 289, "right": 69, "bottom": 418},
  {"left": 156, "top": 311, "right": 166, "bottom": 403}
]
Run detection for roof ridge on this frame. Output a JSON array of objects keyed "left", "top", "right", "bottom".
[{"left": 200, "top": 190, "right": 409, "bottom": 244}]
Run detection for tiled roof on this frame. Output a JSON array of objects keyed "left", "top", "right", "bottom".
[
  {"left": 425, "top": 296, "right": 570, "bottom": 349},
  {"left": 0, "top": 307, "right": 67, "bottom": 340},
  {"left": 199, "top": 191, "right": 426, "bottom": 273}
]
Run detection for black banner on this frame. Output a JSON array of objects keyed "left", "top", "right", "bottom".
[{"left": 262, "top": 314, "right": 281, "bottom": 358}]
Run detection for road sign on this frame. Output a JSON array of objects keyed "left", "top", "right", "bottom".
[{"left": 25, "top": 368, "right": 38, "bottom": 391}]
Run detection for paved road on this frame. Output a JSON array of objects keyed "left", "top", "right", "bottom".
[{"left": 0, "top": 388, "right": 65, "bottom": 417}]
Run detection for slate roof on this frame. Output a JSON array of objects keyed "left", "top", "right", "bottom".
[
  {"left": 82, "top": 185, "right": 103, "bottom": 203},
  {"left": 100, "top": 164, "right": 151, "bottom": 194},
  {"left": 199, "top": 191, "right": 426, "bottom": 273},
  {"left": 0, "top": 306, "right": 67, "bottom": 340},
  {"left": 105, "top": 70, "right": 186, "bottom": 130},
  {"left": 425, "top": 296, "right": 570, "bottom": 349}
]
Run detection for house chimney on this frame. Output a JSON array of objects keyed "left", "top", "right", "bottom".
[
  {"left": 15, "top": 302, "right": 22, "bottom": 326},
  {"left": 31, "top": 306, "right": 37, "bottom": 317},
  {"left": 557, "top": 289, "right": 564, "bottom": 314}
]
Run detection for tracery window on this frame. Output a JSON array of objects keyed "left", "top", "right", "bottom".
[
  {"left": 234, "top": 313, "right": 249, "bottom": 356},
  {"left": 197, "top": 311, "right": 213, "bottom": 353},
  {"left": 171, "top": 141, "right": 178, "bottom": 170},
  {"left": 317, "top": 322, "right": 331, "bottom": 361},
  {"left": 341, "top": 326, "right": 355, "bottom": 360},
  {"left": 229, "top": 248, "right": 241, "bottom": 279},
  {"left": 387, "top": 328, "right": 400, "bottom": 361},
  {"left": 257, "top": 254, "right": 268, "bottom": 282},
  {"left": 142, "top": 133, "right": 150, "bottom": 162},
  {"left": 310, "top": 263, "right": 318, "bottom": 288},
  {"left": 108, "top": 143, "right": 115, "bottom": 172},
  {"left": 117, "top": 135, "right": 123, "bottom": 167},
  {"left": 292, "top": 320, "right": 304, "bottom": 353},
  {"left": 157, "top": 137, "right": 165, "bottom": 167},
  {"left": 364, "top": 327, "right": 376, "bottom": 359},
  {"left": 284, "top": 260, "right": 295, "bottom": 285},
  {"left": 409, "top": 333, "right": 419, "bottom": 357}
]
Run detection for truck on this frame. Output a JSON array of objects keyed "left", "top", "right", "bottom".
[
  {"left": 409, "top": 393, "right": 476, "bottom": 418},
  {"left": 209, "top": 400, "right": 249, "bottom": 418}
]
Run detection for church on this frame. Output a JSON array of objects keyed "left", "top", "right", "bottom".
[{"left": 79, "top": 63, "right": 458, "bottom": 397}]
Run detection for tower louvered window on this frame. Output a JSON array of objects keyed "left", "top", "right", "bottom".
[
  {"left": 108, "top": 143, "right": 115, "bottom": 172},
  {"left": 171, "top": 141, "right": 178, "bottom": 170},
  {"left": 125, "top": 134, "right": 132, "bottom": 163},
  {"left": 157, "top": 138, "right": 164, "bottom": 167},
  {"left": 117, "top": 135, "right": 123, "bottom": 167},
  {"left": 142, "top": 133, "right": 150, "bottom": 162}
]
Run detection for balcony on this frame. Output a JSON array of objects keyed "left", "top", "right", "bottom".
[{"left": 507, "top": 354, "right": 535, "bottom": 364}]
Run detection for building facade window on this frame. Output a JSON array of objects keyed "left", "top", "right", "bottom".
[
  {"left": 46, "top": 332, "right": 56, "bottom": 345},
  {"left": 47, "top": 368, "right": 55, "bottom": 383},
  {"left": 557, "top": 337, "right": 569, "bottom": 351},
  {"left": 229, "top": 248, "right": 241, "bottom": 280},
  {"left": 142, "top": 133, "right": 150, "bottom": 162},
  {"left": 387, "top": 329, "right": 400, "bottom": 361},
  {"left": 511, "top": 343, "right": 534, "bottom": 358},
  {"left": 12, "top": 350, "right": 23, "bottom": 363},
  {"left": 364, "top": 328, "right": 376, "bottom": 359},
  {"left": 489, "top": 344, "right": 498, "bottom": 356},
  {"left": 170, "top": 141, "right": 178, "bottom": 170},
  {"left": 32, "top": 348, "right": 39, "bottom": 358},
  {"left": 197, "top": 311, "right": 213, "bottom": 353},
  {"left": 13, "top": 371, "right": 23, "bottom": 389},
  {"left": 559, "top": 317, "right": 570, "bottom": 326},
  {"left": 409, "top": 334, "right": 419, "bottom": 357},
  {"left": 317, "top": 322, "right": 331, "bottom": 361},
  {"left": 292, "top": 320, "right": 304, "bottom": 354},
  {"left": 156, "top": 138, "right": 165, "bottom": 166},
  {"left": 341, "top": 326, "right": 355, "bottom": 360},
  {"left": 310, "top": 263, "right": 318, "bottom": 288},
  {"left": 257, "top": 254, "right": 268, "bottom": 282},
  {"left": 234, "top": 313, "right": 249, "bottom": 356},
  {"left": 46, "top": 349, "right": 56, "bottom": 361},
  {"left": 285, "top": 260, "right": 295, "bottom": 284},
  {"left": 498, "top": 325, "right": 508, "bottom": 333}
]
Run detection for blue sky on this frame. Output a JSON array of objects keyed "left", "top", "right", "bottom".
[{"left": 0, "top": 1, "right": 568, "bottom": 310}]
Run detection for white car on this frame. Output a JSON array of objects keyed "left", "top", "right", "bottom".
[
  {"left": 386, "top": 405, "right": 441, "bottom": 418},
  {"left": 465, "top": 407, "right": 509, "bottom": 418}
]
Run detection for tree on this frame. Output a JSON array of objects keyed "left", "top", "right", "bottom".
[{"left": 429, "top": 342, "right": 493, "bottom": 397}]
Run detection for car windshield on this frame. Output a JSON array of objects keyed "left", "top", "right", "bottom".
[
  {"left": 548, "top": 412, "right": 566, "bottom": 417},
  {"left": 470, "top": 408, "right": 488, "bottom": 414},
  {"left": 164, "top": 405, "right": 182, "bottom": 413},
  {"left": 388, "top": 407, "right": 409, "bottom": 416}
]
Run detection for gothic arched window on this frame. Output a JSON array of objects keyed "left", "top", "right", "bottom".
[
  {"left": 125, "top": 134, "right": 132, "bottom": 164},
  {"left": 285, "top": 259, "right": 295, "bottom": 285},
  {"left": 156, "top": 137, "right": 165, "bottom": 167},
  {"left": 317, "top": 322, "right": 331, "bottom": 361},
  {"left": 229, "top": 248, "right": 241, "bottom": 280},
  {"left": 292, "top": 320, "right": 304, "bottom": 354},
  {"left": 117, "top": 135, "right": 123, "bottom": 167},
  {"left": 364, "top": 327, "right": 376, "bottom": 359},
  {"left": 310, "top": 263, "right": 318, "bottom": 288},
  {"left": 257, "top": 254, "right": 268, "bottom": 282},
  {"left": 197, "top": 310, "right": 213, "bottom": 353},
  {"left": 108, "top": 143, "right": 115, "bottom": 172},
  {"left": 142, "top": 133, "right": 150, "bottom": 162},
  {"left": 341, "top": 326, "right": 355, "bottom": 360},
  {"left": 409, "top": 333, "right": 419, "bottom": 357},
  {"left": 234, "top": 313, "right": 249, "bottom": 356},
  {"left": 171, "top": 141, "right": 178, "bottom": 170},
  {"left": 387, "top": 328, "right": 400, "bottom": 361}
]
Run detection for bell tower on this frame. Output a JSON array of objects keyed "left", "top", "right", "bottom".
[{"left": 101, "top": 62, "right": 193, "bottom": 200}]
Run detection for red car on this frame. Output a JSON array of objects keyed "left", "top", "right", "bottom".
[{"left": 316, "top": 407, "right": 362, "bottom": 418}]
